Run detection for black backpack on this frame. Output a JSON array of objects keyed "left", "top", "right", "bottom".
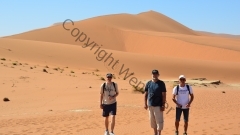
[
  {"left": 102, "top": 82, "right": 116, "bottom": 94},
  {"left": 176, "top": 84, "right": 192, "bottom": 95}
]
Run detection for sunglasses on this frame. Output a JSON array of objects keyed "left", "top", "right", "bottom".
[
  {"left": 107, "top": 77, "right": 112, "bottom": 78},
  {"left": 180, "top": 78, "right": 186, "bottom": 81}
]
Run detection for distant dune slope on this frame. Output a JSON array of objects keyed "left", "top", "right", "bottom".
[
  {"left": 2, "top": 10, "right": 240, "bottom": 65},
  {"left": 3, "top": 10, "right": 198, "bottom": 50},
  {"left": 0, "top": 38, "right": 239, "bottom": 82}
]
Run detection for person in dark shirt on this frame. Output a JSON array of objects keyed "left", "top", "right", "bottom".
[{"left": 144, "top": 69, "right": 167, "bottom": 135}]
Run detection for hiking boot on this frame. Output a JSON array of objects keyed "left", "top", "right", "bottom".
[
  {"left": 175, "top": 131, "right": 179, "bottom": 135},
  {"left": 104, "top": 130, "right": 109, "bottom": 135},
  {"left": 183, "top": 133, "right": 187, "bottom": 135}
]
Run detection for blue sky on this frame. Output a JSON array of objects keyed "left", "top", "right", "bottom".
[{"left": 0, "top": 1, "right": 240, "bottom": 37}]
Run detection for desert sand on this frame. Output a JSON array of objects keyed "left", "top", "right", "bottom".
[{"left": 0, "top": 11, "right": 240, "bottom": 135}]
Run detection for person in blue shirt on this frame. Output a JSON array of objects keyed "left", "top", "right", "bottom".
[{"left": 144, "top": 69, "right": 167, "bottom": 135}]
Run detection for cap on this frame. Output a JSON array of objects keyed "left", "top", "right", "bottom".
[
  {"left": 106, "top": 73, "right": 113, "bottom": 77},
  {"left": 179, "top": 75, "right": 186, "bottom": 79},
  {"left": 152, "top": 69, "right": 159, "bottom": 74}
]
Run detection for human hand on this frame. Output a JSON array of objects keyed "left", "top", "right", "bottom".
[
  {"left": 186, "top": 103, "right": 191, "bottom": 108},
  {"left": 144, "top": 105, "right": 148, "bottom": 110},
  {"left": 108, "top": 96, "right": 113, "bottom": 100},
  {"left": 177, "top": 103, "right": 182, "bottom": 108},
  {"left": 160, "top": 106, "right": 165, "bottom": 111},
  {"left": 100, "top": 104, "right": 103, "bottom": 109}
]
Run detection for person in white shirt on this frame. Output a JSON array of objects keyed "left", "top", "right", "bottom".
[
  {"left": 172, "top": 75, "right": 194, "bottom": 135},
  {"left": 100, "top": 73, "right": 119, "bottom": 135}
]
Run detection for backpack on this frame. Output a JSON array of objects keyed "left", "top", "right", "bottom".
[
  {"left": 176, "top": 84, "right": 192, "bottom": 95},
  {"left": 102, "top": 82, "right": 116, "bottom": 94}
]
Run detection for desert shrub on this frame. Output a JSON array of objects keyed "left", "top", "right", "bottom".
[
  {"left": 43, "top": 69, "right": 48, "bottom": 73},
  {"left": 3, "top": 97, "right": 10, "bottom": 102},
  {"left": 112, "top": 74, "right": 116, "bottom": 79},
  {"left": 100, "top": 77, "right": 105, "bottom": 81}
]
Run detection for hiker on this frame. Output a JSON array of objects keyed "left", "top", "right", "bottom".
[
  {"left": 100, "top": 73, "right": 119, "bottom": 135},
  {"left": 172, "top": 75, "right": 194, "bottom": 135},
  {"left": 144, "top": 69, "right": 167, "bottom": 135}
]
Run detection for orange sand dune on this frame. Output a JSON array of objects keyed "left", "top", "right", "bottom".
[
  {"left": 6, "top": 10, "right": 197, "bottom": 38},
  {"left": 3, "top": 11, "right": 240, "bottom": 64},
  {"left": 3, "top": 11, "right": 198, "bottom": 52},
  {"left": 196, "top": 31, "right": 240, "bottom": 39},
  {"left": 121, "top": 30, "right": 240, "bottom": 62},
  {"left": 1, "top": 38, "right": 239, "bottom": 83},
  {"left": 132, "top": 30, "right": 240, "bottom": 52}
]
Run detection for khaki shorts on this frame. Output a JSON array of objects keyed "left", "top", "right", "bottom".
[{"left": 148, "top": 106, "right": 164, "bottom": 130}]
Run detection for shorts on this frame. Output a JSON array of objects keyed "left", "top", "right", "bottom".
[
  {"left": 102, "top": 102, "right": 117, "bottom": 117},
  {"left": 176, "top": 107, "right": 189, "bottom": 122},
  {"left": 148, "top": 106, "right": 164, "bottom": 130}
]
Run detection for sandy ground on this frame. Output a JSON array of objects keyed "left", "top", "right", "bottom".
[
  {"left": 0, "top": 60, "right": 240, "bottom": 135},
  {"left": 1, "top": 11, "right": 240, "bottom": 135}
]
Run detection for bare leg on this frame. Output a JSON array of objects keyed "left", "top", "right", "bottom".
[
  {"left": 183, "top": 108, "right": 189, "bottom": 134},
  {"left": 184, "top": 122, "right": 188, "bottom": 133},
  {"left": 158, "top": 130, "right": 162, "bottom": 135},
  {"left": 105, "top": 116, "right": 109, "bottom": 131},
  {"left": 175, "top": 120, "right": 180, "bottom": 131},
  {"left": 110, "top": 115, "right": 115, "bottom": 132},
  {"left": 153, "top": 128, "right": 158, "bottom": 135}
]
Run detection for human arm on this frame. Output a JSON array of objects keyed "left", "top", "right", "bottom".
[
  {"left": 160, "top": 82, "right": 167, "bottom": 111},
  {"left": 144, "top": 81, "right": 149, "bottom": 110},
  {"left": 114, "top": 83, "right": 119, "bottom": 98},
  {"left": 100, "top": 93, "right": 103, "bottom": 109},
  {"left": 100, "top": 84, "right": 104, "bottom": 109},
  {"left": 144, "top": 91, "right": 148, "bottom": 110},
  {"left": 186, "top": 94, "right": 194, "bottom": 107},
  {"left": 186, "top": 86, "right": 194, "bottom": 107},
  {"left": 161, "top": 92, "right": 166, "bottom": 111}
]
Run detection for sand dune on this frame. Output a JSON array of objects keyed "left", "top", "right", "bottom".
[
  {"left": 132, "top": 31, "right": 240, "bottom": 51},
  {"left": 3, "top": 10, "right": 198, "bottom": 52},
  {"left": 6, "top": 10, "right": 197, "bottom": 38},
  {"left": 197, "top": 31, "right": 240, "bottom": 39},
  {"left": 121, "top": 30, "right": 240, "bottom": 62},
  {"left": 1, "top": 38, "right": 239, "bottom": 83},
  {"left": 3, "top": 11, "right": 240, "bottom": 63}
]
